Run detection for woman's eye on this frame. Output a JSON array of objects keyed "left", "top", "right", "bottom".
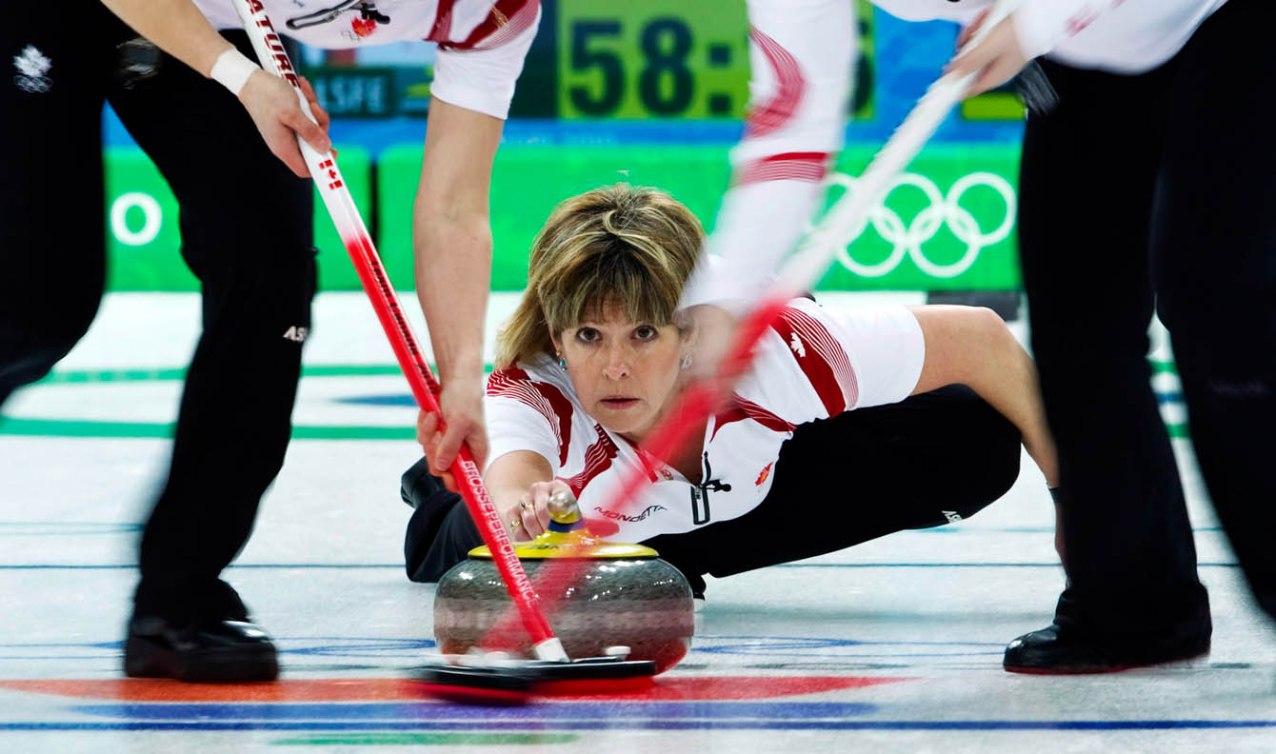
[
  {"left": 634, "top": 325, "right": 658, "bottom": 341},
  {"left": 575, "top": 328, "right": 600, "bottom": 343}
]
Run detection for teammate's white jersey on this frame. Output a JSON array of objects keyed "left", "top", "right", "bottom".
[
  {"left": 194, "top": 0, "right": 540, "bottom": 118},
  {"left": 877, "top": 0, "right": 1228, "bottom": 74},
  {"left": 484, "top": 300, "right": 925, "bottom": 543},
  {"left": 680, "top": 0, "right": 1228, "bottom": 312}
]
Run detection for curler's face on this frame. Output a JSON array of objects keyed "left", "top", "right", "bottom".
[{"left": 556, "top": 305, "right": 688, "bottom": 444}]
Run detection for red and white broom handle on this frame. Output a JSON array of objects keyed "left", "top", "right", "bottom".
[{"left": 229, "top": 0, "right": 567, "bottom": 662}]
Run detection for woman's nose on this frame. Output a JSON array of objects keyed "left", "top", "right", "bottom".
[{"left": 602, "top": 346, "right": 630, "bottom": 380}]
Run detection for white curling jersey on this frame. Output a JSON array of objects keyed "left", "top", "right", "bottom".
[
  {"left": 875, "top": 0, "right": 1228, "bottom": 73},
  {"left": 194, "top": 0, "right": 540, "bottom": 118},
  {"left": 485, "top": 300, "right": 926, "bottom": 543}
]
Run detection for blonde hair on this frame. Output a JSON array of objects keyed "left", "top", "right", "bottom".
[{"left": 496, "top": 184, "right": 704, "bottom": 367}]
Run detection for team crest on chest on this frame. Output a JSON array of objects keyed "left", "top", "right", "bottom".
[{"left": 754, "top": 461, "right": 773, "bottom": 487}]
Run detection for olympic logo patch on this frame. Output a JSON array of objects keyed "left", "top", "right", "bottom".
[{"left": 824, "top": 171, "right": 1017, "bottom": 279}]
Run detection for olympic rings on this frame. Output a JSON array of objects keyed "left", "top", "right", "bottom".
[{"left": 823, "top": 170, "right": 1016, "bottom": 279}]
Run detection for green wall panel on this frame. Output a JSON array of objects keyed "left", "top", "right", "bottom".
[{"left": 107, "top": 142, "right": 1020, "bottom": 292}]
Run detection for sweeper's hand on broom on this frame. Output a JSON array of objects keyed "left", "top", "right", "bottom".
[
  {"left": 945, "top": 5, "right": 1029, "bottom": 98},
  {"left": 680, "top": 303, "right": 733, "bottom": 382},
  {"left": 416, "top": 380, "right": 489, "bottom": 493},
  {"left": 99, "top": 0, "right": 332, "bottom": 177},
  {"left": 238, "top": 73, "right": 332, "bottom": 178}
]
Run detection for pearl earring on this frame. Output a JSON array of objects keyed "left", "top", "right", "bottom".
[{"left": 680, "top": 353, "right": 693, "bottom": 370}]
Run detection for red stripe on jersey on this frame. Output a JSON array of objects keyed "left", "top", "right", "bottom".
[
  {"left": 562, "top": 424, "right": 620, "bottom": 498},
  {"left": 614, "top": 434, "right": 663, "bottom": 484},
  {"left": 744, "top": 27, "right": 805, "bottom": 139},
  {"left": 473, "top": 0, "right": 539, "bottom": 50},
  {"left": 711, "top": 394, "right": 796, "bottom": 440},
  {"left": 442, "top": 0, "right": 539, "bottom": 50},
  {"left": 487, "top": 366, "right": 573, "bottom": 465},
  {"left": 427, "top": 0, "right": 456, "bottom": 41},
  {"left": 736, "top": 151, "right": 831, "bottom": 187},
  {"left": 1066, "top": 8, "right": 1103, "bottom": 36},
  {"left": 770, "top": 305, "right": 860, "bottom": 416}
]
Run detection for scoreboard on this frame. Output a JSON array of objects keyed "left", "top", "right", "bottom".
[
  {"left": 527, "top": 0, "right": 874, "bottom": 120},
  {"left": 299, "top": 0, "right": 1028, "bottom": 134},
  {"left": 304, "top": 0, "right": 1021, "bottom": 132},
  {"left": 307, "top": 0, "right": 893, "bottom": 122},
  {"left": 557, "top": 3, "right": 751, "bottom": 119}
]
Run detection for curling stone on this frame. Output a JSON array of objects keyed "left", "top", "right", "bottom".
[{"left": 434, "top": 493, "right": 695, "bottom": 674}]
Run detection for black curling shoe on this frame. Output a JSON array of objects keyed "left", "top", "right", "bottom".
[
  {"left": 1004, "top": 624, "right": 1210, "bottom": 674},
  {"left": 124, "top": 616, "right": 280, "bottom": 682}
]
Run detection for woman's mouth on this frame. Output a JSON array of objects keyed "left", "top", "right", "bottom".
[{"left": 600, "top": 397, "right": 639, "bottom": 410}]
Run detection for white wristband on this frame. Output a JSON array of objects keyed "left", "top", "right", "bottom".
[{"left": 209, "top": 48, "right": 260, "bottom": 97}]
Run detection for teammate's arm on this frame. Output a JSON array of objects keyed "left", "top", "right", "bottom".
[
  {"left": 100, "top": 0, "right": 330, "bottom": 176},
  {"left": 412, "top": 99, "right": 504, "bottom": 477}
]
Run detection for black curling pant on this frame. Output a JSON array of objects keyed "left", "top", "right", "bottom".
[
  {"left": 402, "top": 386, "right": 1023, "bottom": 592},
  {"left": 0, "top": 4, "right": 316, "bottom": 626},
  {"left": 1018, "top": 0, "right": 1276, "bottom": 650}
]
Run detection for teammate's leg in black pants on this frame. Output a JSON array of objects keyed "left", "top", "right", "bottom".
[
  {"left": 1006, "top": 60, "right": 1212, "bottom": 671},
  {"left": 1153, "top": 0, "right": 1276, "bottom": 624},
  {"left": 0, "top": 10, "right": 110, "bottom": 409},
  {"left": 105, "top": 19, "right": 316, "bottom": 679}
]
